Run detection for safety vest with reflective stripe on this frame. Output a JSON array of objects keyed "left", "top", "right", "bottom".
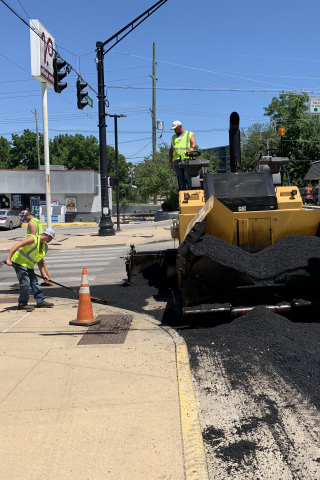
[
  {"left": 12, "top": 235, "right": 47, "bottom": 269},
  {"left": 27, "top": 217, "right": 43, "bottom": 235},
  {"left": 171, "top": 130, "right": 194, "bottom": 161}
]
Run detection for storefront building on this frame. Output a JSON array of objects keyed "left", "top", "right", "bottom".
[{"left": 0, "top": 168, "right": 104, "bottom": 222}]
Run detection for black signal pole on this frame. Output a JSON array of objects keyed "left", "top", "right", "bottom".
[
  {"left": 95, "top": 0, "right": 168, "bottom": 236},
  {"left": 96, "top": 41, "right": 114, "bottom": 236}
]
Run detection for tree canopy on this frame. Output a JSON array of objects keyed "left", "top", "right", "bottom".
[
  {"left": 264, "top": 92, "right": 320, "bottom": 187},
  {"left": 241, "top": 123, "right": 279, "bottom": 171}
]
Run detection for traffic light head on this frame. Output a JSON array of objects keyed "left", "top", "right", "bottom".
[
  {"left": 77, "top": 79, "right": 88, "bottom": 110},
  {"left": 53, "top": 57, "right": 68, "bottom": 94},
  {"left": 109, "top": 177, "right": 119, "bottom": 187}
]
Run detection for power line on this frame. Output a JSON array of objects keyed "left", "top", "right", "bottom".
[{"left": 127, "top": 141, "right": 152, "bottom": 158}]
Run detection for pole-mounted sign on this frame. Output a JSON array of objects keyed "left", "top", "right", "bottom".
[
  {"left": 30, "top": 20, "right": 54, "bottom": 229},
  {"left": 309, "top": 96, "right": 320, "bottom": 115},
  {"left": 30, "top": 20, "right": 55, "bottom": 88}
]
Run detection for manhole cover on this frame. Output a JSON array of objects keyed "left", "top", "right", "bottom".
[{"left": 78, "top": 314, "right": 132, "bottom": 345}]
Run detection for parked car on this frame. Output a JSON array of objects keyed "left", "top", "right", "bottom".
[
  {"left": 300, "top": 187, "right": 314, "bottom": 204},
  {"left": 0, "top": 210, "right": 22, "bottom": 230}
]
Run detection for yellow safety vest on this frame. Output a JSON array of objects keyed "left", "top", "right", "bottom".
[
  {"left": 12, "top": 235, "right": 48, "bottom": 269},
  {"left": 27, "top": 217, "right": 43, "bottom": 235},
  {"left": 171, "top": 131, "right": 194, "bottom": 161}
]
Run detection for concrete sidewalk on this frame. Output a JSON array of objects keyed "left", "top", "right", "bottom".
[{"left": 0, "top": 295, "right": 186, "bottom": 479}]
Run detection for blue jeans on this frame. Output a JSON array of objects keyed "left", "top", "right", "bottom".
[
  {"left": 12, "top": 262, "right": 45, "bottom": 307},
  {"left": 173, "top": 162, "right": 192, "bottom": 191}
]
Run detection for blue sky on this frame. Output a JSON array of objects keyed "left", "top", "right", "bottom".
[{"left": 0, "top": 0, "right": 319, "bottom": 163}]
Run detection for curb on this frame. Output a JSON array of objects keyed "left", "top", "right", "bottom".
[{"left": 22, "top": 222, "right": 97, "bottom": 226}]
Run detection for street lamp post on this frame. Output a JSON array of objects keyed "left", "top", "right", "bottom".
[{"left": 106, "top": 114, "right": 127, "bottom": 232}]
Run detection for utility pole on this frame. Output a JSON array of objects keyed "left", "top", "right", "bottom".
[
  {"left": 106, "top": 113, "right": 127, "bottom": 232},
  {"left": 152, "top": 42, "right": 156, "bottom": 156},
  {"left": 96, "top": 1, "right": 168, "bottom": 234},
  {"left": 150, "top": 42, "right": 157, "bottom": 204},
  {"left": 31, "top": 109, "right": 41, "bottom": 169}
]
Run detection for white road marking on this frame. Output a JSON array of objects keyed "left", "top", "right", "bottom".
[
  {"left": 55, "top": 247, "right": 127, "bottom": 254},
  {"left": 45, "top": 255, "right": 116, "bottom": 262},
  {"left": 45, "top": 263, "right": 109, "bottom": 269}
]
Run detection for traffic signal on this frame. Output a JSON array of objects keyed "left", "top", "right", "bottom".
[
  {"left": 77, "top": 78, "right": 88, "bottom": 109},
  {"left": 53, "top": 57, "right": 67, "bottom": 93},
  {"left": 109, "top": 177, "right": 119, "bottom": 187}
]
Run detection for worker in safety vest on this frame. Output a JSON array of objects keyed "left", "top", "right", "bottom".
[
  {"left": 20, "top": 210, "right": 52, "bottom": 286},
  {"left": 5, "top": 228, "right": 55, "bottom": 311},
  {"left": 169, "top": 120, "right": 197, "bottom": 191}
]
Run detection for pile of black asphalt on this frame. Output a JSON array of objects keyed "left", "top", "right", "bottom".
[
  {"left": 190, "top": 234, "right": 320, "bottom": 284},
  {"left": 180, "top": 306, "right": 320, "bottom": 474},
  {"left": 181, "top": 305, "right": 320, "bottom": 409}
]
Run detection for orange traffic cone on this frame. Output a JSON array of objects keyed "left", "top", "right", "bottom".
[{"left": 69, "top": 268, "right": 101, "bottom": 326}]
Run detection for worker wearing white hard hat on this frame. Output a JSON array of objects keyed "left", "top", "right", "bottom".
[{"left": 169, "top": 121, "right": 197, "bottom": 190}]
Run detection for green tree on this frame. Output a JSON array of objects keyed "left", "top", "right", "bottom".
[
  {"left": 135, "top": 144, "right": 177, "bottom": 201},
  {"left": 9, "top": 129, "right": 44, "bottom": 169},
  {"left": 0, "top": 136, "right": 11, "bottom": 168},
  {"left": 197, "top": 148, "right": 219, "bottom": 173},
  {"left": 241, "top": 123, "right": 279, "bottom": 171},
  {"left": 264, "top": 92, "right": 320, "bottom": 187},
  {"left": 50, "top": 134, "right": 99, "bottom": 170}
]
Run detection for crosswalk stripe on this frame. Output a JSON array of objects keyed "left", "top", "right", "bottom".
[
  {"left": 54, "top": 247, "right": 127, "bottom": 254},
  {"left": 46, "top": 264, "right": 108, "bottom": 270},
  {"left": 45, "top": 256, "right": 116, "bottom": 263}
]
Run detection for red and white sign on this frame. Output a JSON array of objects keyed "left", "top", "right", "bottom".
[{"left": 30, "top": 20, "right": 55, "bottom": 88}]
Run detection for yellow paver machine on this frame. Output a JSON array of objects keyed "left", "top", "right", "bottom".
[{"left": 126, "top": 113, "right": 320, "bottom": 321}]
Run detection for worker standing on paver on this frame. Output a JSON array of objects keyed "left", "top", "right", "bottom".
[
  {"left": 20, "top": 210, "right": 52, "bottom": 286},
  {"left": 169, "top": 121, "right": 197, "bottom": 190},
  {"left": 5, "top": 228, "right": 55, "bottom": 311}
]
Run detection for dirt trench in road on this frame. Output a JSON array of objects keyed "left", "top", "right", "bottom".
[{"left": 180, "top": 306, "right": 320, "bottom": 480}]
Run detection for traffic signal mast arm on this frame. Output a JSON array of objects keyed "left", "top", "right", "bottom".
[{"left": 101, "top": 0, "right": 168, "bottom": 54}]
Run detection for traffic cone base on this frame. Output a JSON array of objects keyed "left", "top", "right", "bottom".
[
  {"left": 69, "top": 267, "right": 101, "bottom": 327},
  {"left": 69, "top": 319, "right": 100, "bottom": 326}
]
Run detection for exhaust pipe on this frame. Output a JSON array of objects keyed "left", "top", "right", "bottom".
[{"left": 229, "top": 111, "right": 241, "bottom": 172}]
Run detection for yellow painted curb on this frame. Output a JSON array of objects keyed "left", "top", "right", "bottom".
[
  {"left": 22, "top": 222, "right": 97, "bottom": 226},
  {"left": 177, "top": 344, "right": 209, "bottom": 480}
]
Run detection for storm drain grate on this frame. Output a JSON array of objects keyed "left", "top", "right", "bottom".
[{"left": 77, "top": 314, "right": 132, "bottom": 345}]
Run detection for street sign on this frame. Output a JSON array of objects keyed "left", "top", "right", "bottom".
[
  {"left": 85, "top": 95, "right": 93, "bottom": 108},
  {"left": 30, "top": 20, "right": 55, "bottom": 88},
  {"left": 309, "top": 96, "right": 320, "bottom": 114}
]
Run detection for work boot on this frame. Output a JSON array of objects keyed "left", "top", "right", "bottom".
[
  {"left": 37, "top": 301, "right": 54, "bottom": 308},
  {"left": 18, "top": 305, "right": 35, "bottom": 312},
  {"left": 40, "top": 282, "right": 53, "bottom": 287}
]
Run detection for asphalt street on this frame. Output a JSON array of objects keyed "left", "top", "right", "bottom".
[
  {"left": 0, "top": 239, "right": 176, "bottom": 316},
  {"left": 180, "top": 307, "right": 320, "bottom": 479}
]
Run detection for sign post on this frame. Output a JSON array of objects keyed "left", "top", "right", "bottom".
[{"left": 30, "top": 20, "right": 55, "bottom": 229}]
